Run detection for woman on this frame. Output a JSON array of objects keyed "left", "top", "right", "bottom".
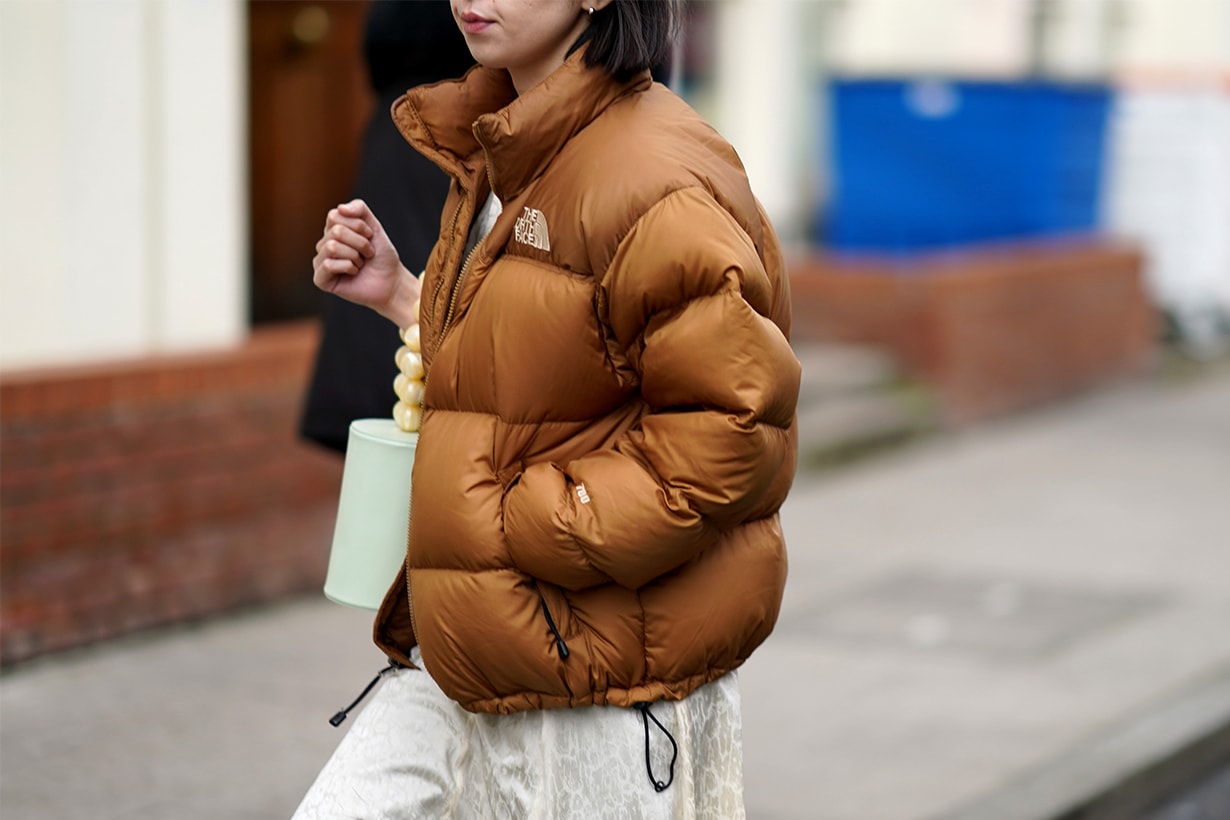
[{"left": 298, "top": 1, "right": 799, "bottom": 816}]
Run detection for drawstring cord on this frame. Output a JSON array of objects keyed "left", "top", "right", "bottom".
[
  {"left": 333, "top": 660, "right": 679, "bottom": 794},
  {"left": 329, "top": 662, "right": 400, "bottom": 727},
  {"left": 634, "top": 702, "right": 678, "bottom": 792}
]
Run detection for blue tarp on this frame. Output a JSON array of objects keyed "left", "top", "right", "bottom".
[{"left": 822, "top": 78, "right": 1113, "bottom": 252}]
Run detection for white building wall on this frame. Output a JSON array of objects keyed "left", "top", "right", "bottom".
[
  {"left": 0, "top": 0, "right": 245, "bottom": 372},
  {"left": 1041, "top": 0, "right": 1114, "bottom": 78},
  {"left": 156, "top": 0, "right": 247, "bottom": 353},
  {"left": 827, "top": 0, "right": 1034, "bottom": 77},
  {"left": 1115, "top": 0, "right": 1230, "bottom": 76},
  {"left": 1, "top": 2, "right": 71, "bottom": 369},
  {"left": 1105, "top": 91, "right": 1230, "bottom": 321},
  {"left": 819, "top": 0, "right": 1230, "bottom": 80},
  {"left": 1106, "top": 0, "right": 1230, "bottom": 346},
  {"left": 711, "top": 0, "right": 808, "bottom": 242},
  {"left": 61, "top": 0, "right": 152, "bottom": 361}
]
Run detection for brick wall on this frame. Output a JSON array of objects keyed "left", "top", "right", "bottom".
[
  {"left": 0, "top": 321, "right": 344, "bottom": 665},
  {"left": 789, "top": 239, "right": 1158, "bottom": 422}
]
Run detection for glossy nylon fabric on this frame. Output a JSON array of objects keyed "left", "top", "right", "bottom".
[{"left": 372, "top": 50, "right": 801, "bottom": 715}]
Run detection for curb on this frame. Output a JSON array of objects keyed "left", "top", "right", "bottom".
[
  {"left": 934, "top": 665, "right": 1230, "bottom": 820},
  {"left": 793, "top": 342, "right": 939, "bottom": 471}
]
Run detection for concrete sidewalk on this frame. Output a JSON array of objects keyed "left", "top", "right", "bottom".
[{"left": 3, "top": 367, "right": 1229, "bottom": 820}]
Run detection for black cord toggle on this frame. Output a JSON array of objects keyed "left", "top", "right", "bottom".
[
  {"left": 635, "top": 702, "right": 678, "bottom": 792},
  {"left": 329, "top": 662, "right": 398, "bottom": 727}
]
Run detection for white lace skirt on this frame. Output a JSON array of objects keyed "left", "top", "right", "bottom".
[{"left": 293, "top": 648, "right": 746, "bottom": 819}]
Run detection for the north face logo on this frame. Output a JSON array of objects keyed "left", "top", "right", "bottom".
[{"left": 513, "top": 207, "right": 551, "bottom": 251}]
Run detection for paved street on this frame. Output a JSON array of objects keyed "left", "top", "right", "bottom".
[{"left": 2, "top": 367, "right": 1229, "bottom": 819}]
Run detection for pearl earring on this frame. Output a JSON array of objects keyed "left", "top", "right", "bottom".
[{"left": 588, "top": 6, "right": 594, "bottom": 14}]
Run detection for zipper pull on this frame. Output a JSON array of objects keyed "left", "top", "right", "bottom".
[
  {"left": 329, "top": 662, "right": 399, "bottom": 727},
  {"left": 539, "top": 597, "right": 571, "bottom": 659}
]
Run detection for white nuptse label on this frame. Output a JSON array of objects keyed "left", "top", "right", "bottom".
[{"left": 513, "top": 207, "right": 551, "bottom": 251}]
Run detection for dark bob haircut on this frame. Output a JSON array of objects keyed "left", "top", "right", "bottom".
[{"left": 574, "top": 0, "right": 682, "bottom": 82}]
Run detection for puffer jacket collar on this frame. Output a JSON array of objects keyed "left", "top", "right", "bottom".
[{"left": 392, "top": 48, "right": 652, "bottom": 200}]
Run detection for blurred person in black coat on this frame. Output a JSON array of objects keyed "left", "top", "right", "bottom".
[{"left": 301, "top": 0, "right": 475, "bottom": 453}]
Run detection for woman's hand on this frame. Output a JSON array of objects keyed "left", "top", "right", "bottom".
[{"left": 313, "top": 199, "right": 421, "bottom": 329}]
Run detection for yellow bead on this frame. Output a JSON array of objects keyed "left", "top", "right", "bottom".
[
  {"left": 393, "top": 400, "right": 423, "bottom": 433},
  {"left": 393, "top": 373, "right": 424, "bottom": 404},
  {"left": 395, "top": 346, "right": 424, "bottom": 380},
  {"left": 400, "top": 323, "right": 421, "bottom": 353},
  {"left": 412, "top": 298, "right": 421, "bottom": 322}
]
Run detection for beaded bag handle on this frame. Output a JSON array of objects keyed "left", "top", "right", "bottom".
[{"left": 392, "top": 299, "right": 424, "bottom": 433}]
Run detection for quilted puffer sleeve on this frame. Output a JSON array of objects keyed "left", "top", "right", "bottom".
[{"left": 503, "top": 187, "right": 800, "bottom": 591}]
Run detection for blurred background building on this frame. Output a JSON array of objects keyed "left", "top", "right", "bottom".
[{"left": 2, "top": 0, "right": 1228, "bottom": 663}]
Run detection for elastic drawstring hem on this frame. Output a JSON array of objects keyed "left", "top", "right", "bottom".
[
  {"left": 329, "top": 662, "right": 400, "bottom": 727},
  {"left": 634, "top": 702, "right": 678, "bottom": 792}
]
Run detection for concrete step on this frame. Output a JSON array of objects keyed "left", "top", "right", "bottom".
[
  {"left": 795, "top": 342, "right": 902, "bottom": 402},
  {"left": 792, "top": 342, "right": 938, "bottom": 469}
]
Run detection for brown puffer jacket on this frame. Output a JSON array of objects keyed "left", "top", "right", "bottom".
[{"left": 372, "top": 50, "right": 801, "bottom": 715}]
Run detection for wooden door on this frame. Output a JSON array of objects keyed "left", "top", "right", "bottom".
[{"left": 248, "top": 0, "right": 372, "bottom": 323}]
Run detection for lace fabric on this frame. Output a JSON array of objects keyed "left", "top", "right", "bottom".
[{"left": 293, "top": 648, "right": 746, "bottom": 819}]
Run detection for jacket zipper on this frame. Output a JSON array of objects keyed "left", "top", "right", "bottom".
[
  {"left": 416, "top": 137, "right": 509, "bottom": 657},
  {"left": 405, "top": 503, "right": 418, "bottom": 644},
  {"left": 538, "top": 594, "right": 571, "bottom": 659},
  {"left": 427, "top": 196, "right": 467, "bottom": 355},
  {"left": 433, "top": 239, "right": 481, "bottom": 358},
  {"left": 431, "top": 144, "right": 498, "bottom": 360},
  {"left": 413, "top": 148, "right": 496, "bottom": 642}
]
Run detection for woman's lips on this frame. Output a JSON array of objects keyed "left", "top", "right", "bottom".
[{"left": 460, "top": 12, "right": 493, "bottom": 34}]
